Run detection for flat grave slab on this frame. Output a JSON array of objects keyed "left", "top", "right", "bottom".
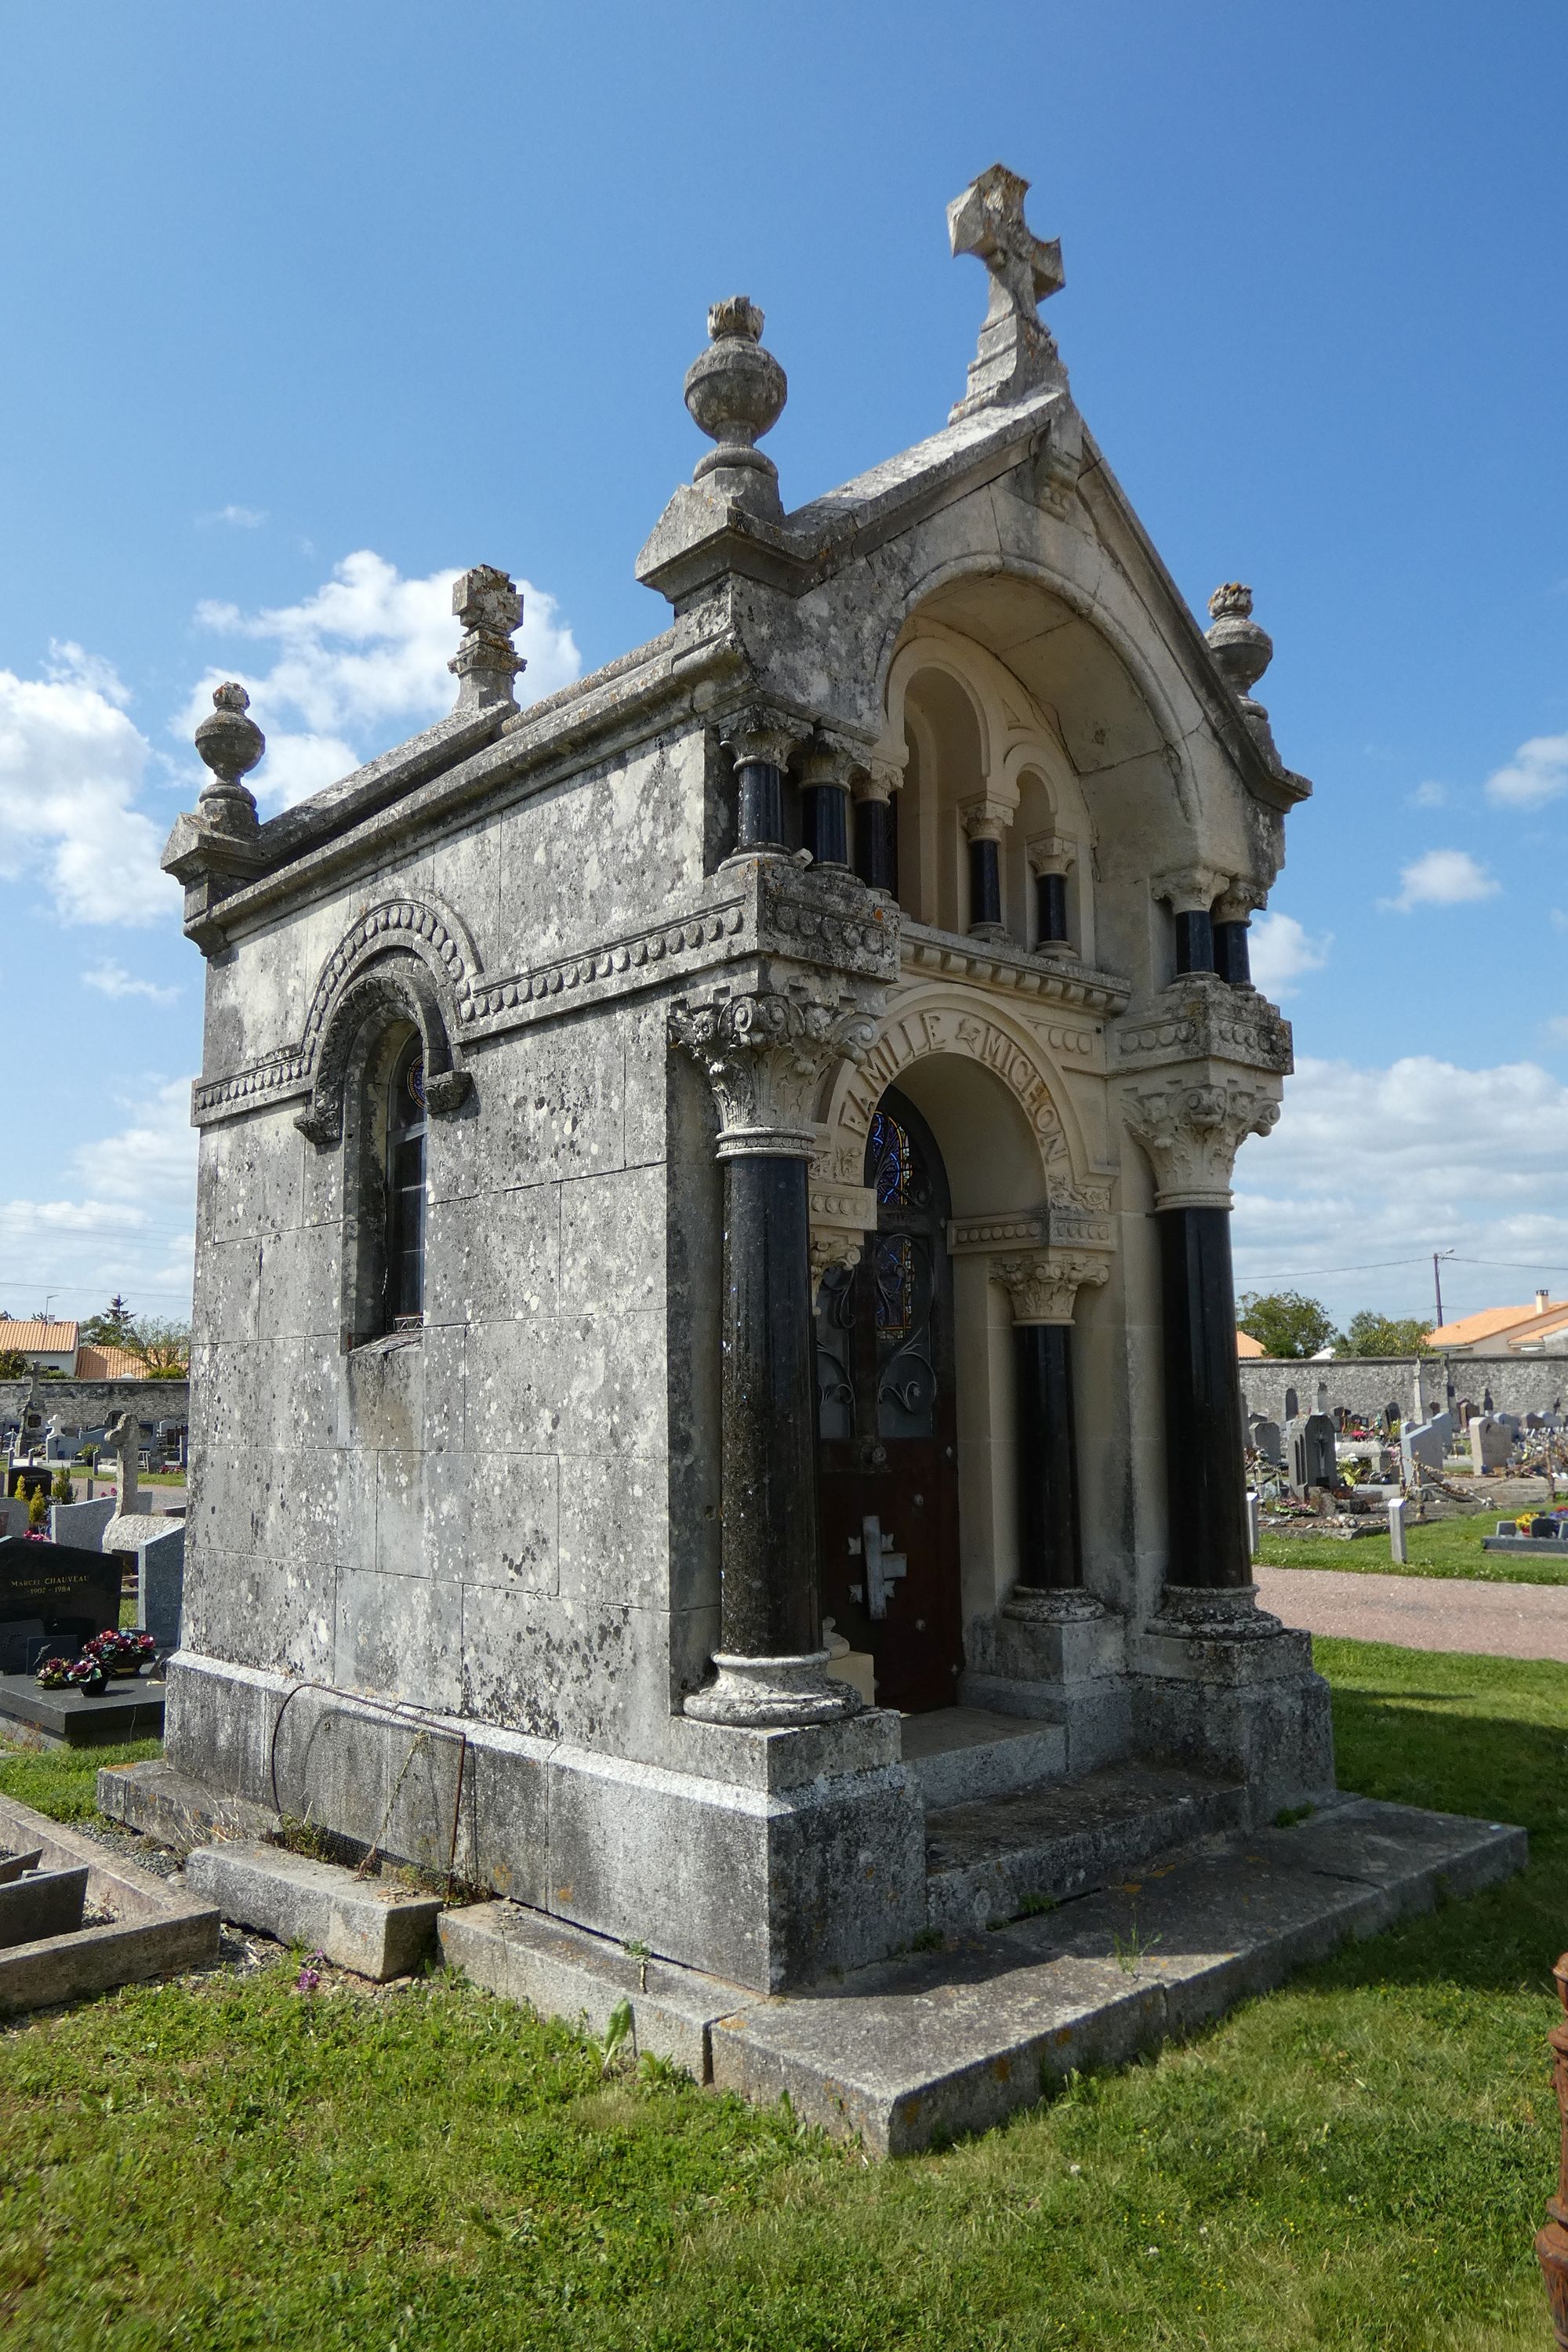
[
  {"left": 0, "top": 1670, "right": 165, "bottom": 1746},
  {"left": 0, "top": 1790, "right": 218, "bottom": 2016}
]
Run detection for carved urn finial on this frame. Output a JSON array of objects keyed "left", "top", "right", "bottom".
[
  {"left": 1206, "top": 584, "right": 1283, "bottom": 770},
  {"left": 448, "top": 564, "right": 524, "bottom": 712},
  {"left": 682, "top": 295, "right": 787, "bottom": 521},
  {"left": 194, "top": 681, "right": 264, "bottom": 835},
  {"left": 947, "top": 163, "right": 1068, "bottom": 423},
  {"left": 1206, "top": 583, "right": 1274, "bottom": 696}
]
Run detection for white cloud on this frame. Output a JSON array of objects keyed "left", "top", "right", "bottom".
[
  {"left": 47, "top": 641, "right": 132, "bottom": 709},
  {"left": 199, "top": 504, "right": 268, "bottom": 529},
  {"left": 184, "top": 550, "right": 581, "bottom": 811},
  {"left": 1546, "top": 1015, "right": 1568, "bottom": 1044},
  {"left": 1233, "top": 1053, "right": 1568, "bottom": 1326},
  {"left": 0, "top": 1077, "right": 198, "bottom": 1317},
  {"left": 1408, "top": 779, "right": 1448, "bottom": 808},
  {"left": 0, "top": 662, "right": 173, "bottom": 926},
  {"left": 1484, "top": 731, "right": 1568, "bottom": 808},
  {"left": 1382, "top": 848, "right": 1500, "bottom": 913},
  {"left": 1247, "top": 909, "right": 1330, "bottom": 998},
  {"left": 82, "top": 961, "right": 180, "bottom": 1006}
]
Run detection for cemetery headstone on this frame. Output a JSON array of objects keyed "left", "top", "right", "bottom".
[
  {"left": 1283, "top": 1385, "right": 1299, "bottom": 1421},
  {"left": 135, "top": 1520, "right": 184, "bottom": 1649},
  {"left": 1286, "top": 1413, "right": 1338, "bottom": 1495},
  {"left": 1245, "top": 1489, "right": 1260, "bottom": 1557},
  {"left": 1248, "top": 1414, "right": 1283, "bottom": 1465},
  {"left": 1469, "top": 1414, "right": 1512, "bottom": 1475},
  {"left": 1401, "top": 1411, "right": 1452, "bottom": 1481},
  {"left": 99, "top": 1410, "right": 151, "bottom": 1557},
  {"left": 50, "top": 1497, "right": 115, "bottom": 1551},
  {"left": 0, "top": 1536, "right": 120, "bottom": 1675}
]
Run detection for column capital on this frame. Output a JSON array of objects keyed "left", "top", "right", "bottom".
[
  {"left": 1120, "top": 1074, "right": 1280, "bottom": 1209},
  {"left": 808, "top": 1178, "right": 877, "bottom": 1303},
  {"left": 671, "top": 982, "right": 876, "bottom": 1159},
  {"left": 719, "top": 703, "right": 812, "bottom": 771},
  {"left": 1152, "top": 864, "right": 1227, "bottom": 916},
  {"left": 794, "top": 730, "right": 867, "bottom": 792},
  {"left": 1025, "top": 829, "right": 1075, "bottom": 878},
  {"left": 852, "top": 751, "right": 906, "bottom": 804},
  {"left": 1214, "top": 877, "right": 1267, "bottom": 924},
  {"left": 992, "top": 1250, "right": 1109, "bottom": 1326},
  {"left": 960, "top": 794, "right": 1012, "bottom": 844}
]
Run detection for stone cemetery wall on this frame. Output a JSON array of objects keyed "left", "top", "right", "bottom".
[
  {"left": 1240, "top": 1354, "right": 1567, "bottom": 1427},
  {"left": 184, "top": 725, "right": 718, "bottom": 1771},
  {"left": 0, "top": 1379, "right": 189, "bottom": 1439}
]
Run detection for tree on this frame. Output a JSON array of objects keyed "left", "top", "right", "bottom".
[
  {"left": 1341, "top": 1310, "right": 1433, "bottom": 1357},
  {"left": 1236, "top": 1290, "right": 1342, "bottom": 1359},
  {"left": 126, "top": 1316, "right": 191, "bottom": 1377},
  {"left": 0, "top": 1350, "right": 25, "bottom": 1377},
  {"left": 81, "top": 1295, "right": 137, "bottom": 1346}
]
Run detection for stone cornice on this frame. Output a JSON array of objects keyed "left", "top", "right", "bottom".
[
  {"left": 190, "top": 865, "right": 897, "bottom": 1131},
  {"left": 1114, "top": 971, "right": 1292, "bottom": 1080},
  {"left": 898, "top": 920, "right": 1129, "bottom": 1015}
]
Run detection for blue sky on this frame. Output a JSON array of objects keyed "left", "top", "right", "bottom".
[{"left": 1, "top": 0, "right": 1565, "bottom": 1333}]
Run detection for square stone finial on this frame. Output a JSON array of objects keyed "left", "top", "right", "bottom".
[
  {"left": 448, "top": 565, "right": 524, "bottom": 711},
  {"left": 947, "top": 163, "right": 1068, "bottom": 423}
]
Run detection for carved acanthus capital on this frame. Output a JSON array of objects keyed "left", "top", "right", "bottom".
[
  {"left": 1214, "top": 878, "right": 1267, "bottom": 925},
  {"left": 960, "top": 796, "right": 1012, "bottom": 845},
  {"left": 852, "top": 750, "right": 906, "bottom": 805},
  {"left": 992, "top": 1250, "right": 1109, "bottom": 1327},
  {"left": 1152, "top": 865, "right": 1227, "bottom": 917},
  {"left": 720, "top": 704, "right": 811, "bottom": 773},
  {"left": 672, "top": 984, "right": 876, "bottom": 1159},
  {"left": 1120, "top": 1075, "right": 1282, "bottom": 1210},
  {"left": 795, "top": 731, "right": 865, "bottom": 793},
  {"left": 1025, "top": 829, "right": 1075, "bottom": 878}
]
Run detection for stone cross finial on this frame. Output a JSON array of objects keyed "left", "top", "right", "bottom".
[
  {"left": 947, "top": 164, "right": 1067, "bottom": 421},
  {"left": 448, "top": 565, "right": 524, "bottom": 712},
  {"left": 194, "top": 681, "right": 265, "bottom": 836}
]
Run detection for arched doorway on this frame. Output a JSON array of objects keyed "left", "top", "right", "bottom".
[{"left": 815, "top": 1086, "right": 962, "bottom": 1711}]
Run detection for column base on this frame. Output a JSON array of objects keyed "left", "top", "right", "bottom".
[
  {"left": 684, "top": 1652, "right": 864, "bottom": 1729},
  {"left": 1146, "top": 1582, "right": 1282, "bottom": 1640},
  {"left": 1004, "top": 1585, "right": 1105, "bottom": 1625}
]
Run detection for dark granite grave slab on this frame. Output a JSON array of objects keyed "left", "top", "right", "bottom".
[{"left": 0, "top": 1671, "right": 165, "bottom": 1745}]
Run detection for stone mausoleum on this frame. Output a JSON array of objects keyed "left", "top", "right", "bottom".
[{"left": 159, "top": 169, "right": 1330, "bottom": 1994}]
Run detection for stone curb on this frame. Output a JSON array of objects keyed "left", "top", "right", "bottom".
[{"left": 183, "top": 1842, "right": 442, "bottom": 1981}]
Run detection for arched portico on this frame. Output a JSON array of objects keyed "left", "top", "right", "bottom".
[{"left": 811, "top": 990, "right": 1114, "bottom": 1704}]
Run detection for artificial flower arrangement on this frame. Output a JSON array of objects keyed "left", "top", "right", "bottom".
[
  {"left": 84, "top": 1630, "right": 158, "bottom": 1678},
  {"left": 33, "top": 1654, "right": 109, "bottom": 1694}
]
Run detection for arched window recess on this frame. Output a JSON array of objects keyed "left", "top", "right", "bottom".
[{"left": 293, "top": 960, "right": 471, "bottom": 1152}]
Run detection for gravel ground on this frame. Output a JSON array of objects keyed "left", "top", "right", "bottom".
[{"left": 1258, "top": 1563, "right": 1568, "bottom": 1662}]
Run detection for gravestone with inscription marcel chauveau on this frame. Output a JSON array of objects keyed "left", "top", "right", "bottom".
[{"left": 0, "top": 1537, "right": 120, "bottom": 1675}]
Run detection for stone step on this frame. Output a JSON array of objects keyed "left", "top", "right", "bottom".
[
  {"left": 924, "top": 1759, "right": 1251, "bottom": 1936},
  {"left": 713, "top": 1797, "right": 1528, "bottom": 2155},
  {"left": 183, "top": 1842, "right": 441, "bottom": 1981},
  {"left": 900, "top": 1708, "right": 1067, "bottom": 1810}
]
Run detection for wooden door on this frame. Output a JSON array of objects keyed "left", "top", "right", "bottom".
[{"left": 815, "top": 1087, "right": 962, "bottom": 1713}]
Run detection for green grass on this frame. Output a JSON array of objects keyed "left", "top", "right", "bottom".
[
  {"left": 1260, "top": 1505, "right": 1568, "bottom": 1584},
  {"left": 0, "top": 1736, "right": 162, "bottom": 1823},
  {"left": 0, "top": 1641, "right": 1563, "bottom": 2350}
]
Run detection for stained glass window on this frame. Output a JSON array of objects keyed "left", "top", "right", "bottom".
[{"left": 869, "top": 1109, "right": 910, "bottom": 1207}]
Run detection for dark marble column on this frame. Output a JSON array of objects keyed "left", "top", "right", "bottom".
[
  {"left": 1014, "top": 1325, "right": 1081, "bottom": 1589},
  {"left": 722, "top": 710, "right": 807, "bottom": 857},
  {"left": 1174, "top": 908, "right": 1214, "bottom": 975},
  {"left": 1027, "top": 832, "right": 1075, "bottom": 951},
  {"left": 963, "top": 803, "right": 1009, "bottom": 941},
  {"left": 720, "top": 1154, "right": 819, "bottom": 1653},
  {"left": 1156, "top": 869, "right": 1224, "bottom": 978},
  {"left": 797, "top": 742, "right": 853, "bottom": 870},
  {"left": 852, "top": 765, "right": 900, "bottom": 895},
  {"left": 1156, "top": 1204, "right": 1251, "bottom": 1589},
  {"left": 1212, "top": 886, "right": 1262, "bottom": 987},
  {"left": 671, "top": 988, "right": 865, "bottom": 1726}
]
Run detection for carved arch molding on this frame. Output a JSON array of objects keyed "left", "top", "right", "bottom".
[
  {"left": 811, "top": 989, "right": 1116, "bottom": 1291},
  {"left": 190, "top": 893, "right": 478, "bottom": 1141}
]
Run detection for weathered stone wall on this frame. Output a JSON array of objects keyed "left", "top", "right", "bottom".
[
  {"left": 1240, "top": 1354, "right": 1568, "bottom": 1426},
  {"left": 183, "top": 727, "right": 724, "bottom": 1773},
  {"left": 0, "top": 1379, "right": 189, "bottom": 1433}
]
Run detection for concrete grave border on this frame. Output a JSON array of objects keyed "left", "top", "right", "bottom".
[{"left": 0, "top": 1791, "right": 219, "bottom": 2016}]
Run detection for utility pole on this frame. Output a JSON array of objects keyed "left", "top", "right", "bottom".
[{"left": 1432, "top": 1250, "right": 1453, "bottom": 1328}]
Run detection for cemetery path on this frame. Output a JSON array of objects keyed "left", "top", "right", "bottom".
[{"left": 1257, "top": 1563, "right": 1568, "bottom": 1664}]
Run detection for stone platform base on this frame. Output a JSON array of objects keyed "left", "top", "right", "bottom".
[
  {"left": 439, "top": 1794, "right": 1525, "bottom": 2156},
  {"left": 0, "top": 1671, "right": 166, "bottom": 1748}
]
